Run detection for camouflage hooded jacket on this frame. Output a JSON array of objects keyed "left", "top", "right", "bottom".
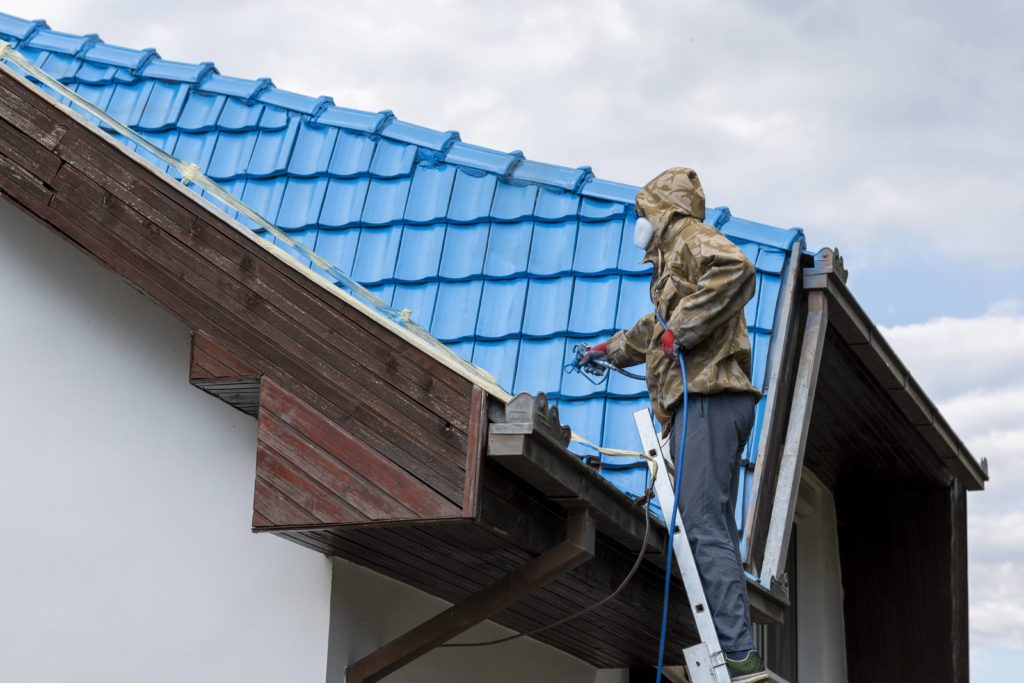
[{"left": 606, "top": 167, "right": 761, "bottom": 430}]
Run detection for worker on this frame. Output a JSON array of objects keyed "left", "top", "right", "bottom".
[{"left": 584, "top": 167, "right": 766, "bottom": 681}]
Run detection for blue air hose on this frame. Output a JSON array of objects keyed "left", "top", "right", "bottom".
[{"left": 655, "top": 313, "right": 687, "bottom": 681}]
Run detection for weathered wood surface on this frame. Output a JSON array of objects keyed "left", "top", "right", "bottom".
[
  {"left": 254, "top": 377, "right": 463, "bottom": 527},
  {"left": 189, "top": 330, "right": 260, "bottom": 415},
  {"left": 0, "top": 66, "right": 474, "bottom": 511},
  {"left": 836, "top": 477, "right": 968, "bottom": 683}
]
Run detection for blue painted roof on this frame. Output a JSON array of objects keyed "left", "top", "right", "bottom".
[{"left": 1, "top": 13, "right": 805, "bottom": 546}]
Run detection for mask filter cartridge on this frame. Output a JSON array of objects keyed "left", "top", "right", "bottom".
[{"left": 633, "top": 216, "right": 654, "bottom": 249}]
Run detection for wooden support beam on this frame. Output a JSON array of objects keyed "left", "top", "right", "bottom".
[
  {"left": 345, "top": 508, "right": 596, "bottom": 683},
  {"left": 760, "top": 289, "right": 828, "bottom": 586}
]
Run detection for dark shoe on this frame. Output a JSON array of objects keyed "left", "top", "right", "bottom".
[{"left": 726, "top": 650, "right": 769, "bottom": 682}]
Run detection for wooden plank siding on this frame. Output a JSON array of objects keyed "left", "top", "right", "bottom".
[{"left": 189, "top": 330, "right": 261, "bottom": 416}]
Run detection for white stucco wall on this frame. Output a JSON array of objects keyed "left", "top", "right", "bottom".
[
  {"left": 0, "top": 200, "right": 332, "bottom": 682},
  {"left": 795, "top": 469, "right": 848, "bottom": 682},
  {"left": 326, "top": 558, "right": 628, "bottom": 683}
]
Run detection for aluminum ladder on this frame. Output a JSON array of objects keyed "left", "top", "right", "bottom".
[{"left": 633, "top": 408, "right": 734, "bottom": 683}]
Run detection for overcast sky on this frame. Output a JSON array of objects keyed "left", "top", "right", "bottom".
[{"left": 5, "top": 1, "right": 1022, "bottom": 678}]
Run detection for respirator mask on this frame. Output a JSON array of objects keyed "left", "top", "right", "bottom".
[{"left": 633, "top": 216, "right": 654, "bottom": 250}]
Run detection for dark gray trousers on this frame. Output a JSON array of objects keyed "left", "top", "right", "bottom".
[{"left": 669, "top": 392, "right": 757, "bottom": 653}]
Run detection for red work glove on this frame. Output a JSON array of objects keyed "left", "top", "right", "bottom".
[
  {"left": 661, "top": 329, "right": 677, "bottom": 358},
  {"left": 581, "top": 342, "right": 608, "bottom": 365}
]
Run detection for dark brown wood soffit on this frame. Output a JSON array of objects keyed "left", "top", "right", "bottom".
[{"left": 803, "top": 253, "right": 987, "bottom": 490}]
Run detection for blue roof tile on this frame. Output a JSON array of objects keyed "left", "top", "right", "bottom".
[
  {"left": 476, "top": 279, "right": 527, "bottom": 339},
  {"left": 360, "top": 177, "right": 411, "bottom": 225},
  {"left": 580, "top": 195, "right": 628, "bottom": 221},
  {"left": 198, "top": 73, "right": 270, "bottom": 100},
  {"left": 535, "top": 187, "right": 581, "bottom": 220},
  {"left": 315, "top": 106, "right": 390, "bottom": 134},
  {"left": 104, "top": 81, "right": 154, "bottom": 127},
  {"left": 394, "top": 224, "right": 445, "bottom": 281},
  {"left": 139, "top": 58, "right": 215, "bottom": 83},
  {"left": 580, "top": 176, "right": 638, "bottom": 205},
  {"left": 431, "top": 280, "right": 482, "bottom": 341},
  {"left": 207, "top": 131, "right": 257, "bottom": 180},
  {"left": 327, "top": 130, "right": 377, "bottom": 177},
  {"left": 755, "top": 274, "right": 783, "bottom": 331},
  {"left": 25, "top": 28, "right": 97, "bottom": 55},
  {"left": 557, "top": 398, "right": 606, "bottom": 456},
  {"left": 247, "top": 119, "right": 300, "bottom": 176},
  {"left": 404, "top": 164, "right": 457, "bottom": 222},
  {"left": 448, "top": 170, "right": 497, "bottom": 223},
  {"left": 491, "top": 181, "right": 538, "bottom": 220},
  {"left": 83, "top": 42, "right": 156, "bottom": 70},
  {"left": 483, "top": 220, "right": 533, "bottom": 278},
  {"left": 471, "top": 339, "right": 520, "bottom": 390},
  {"left": 311, "top": 226, "right": 360, "bottom": 276},
  {"left": 272, "top": 227, "right": 317, "bottom": 268},
  {"left": 602, "top": 397, "right": 650, "bottom": 458},
  {"left": 177, "top": 91, "right": 225, "bottom": 131},
  {"left": 237, "top": 178, "right": 286, "bottom": 231},
  {"left": 438, "top": 223, "right": 488, "bottom": 280},
  {"left": 36, "top": 51, "right": 82, "bottom": 82},
  {"left": 257, "top": 86, "right": 331, "bottom": 115},
  {"left": 573, "top": 219, "right": 624, "bottom": 275},
  {"left": 70, "top": 60, "right": 117, "bottom": 84},
  {"left": 137, "top": 81, "right": 190, "bottom": 130},
  {"left": 755, "top": 247, "right": 787, "bottom": 274},
  {"left": 567, "top": 276, "right": 619, "bottom": 336},
  {"left": 392, "top": 282, "right": 439, "bottom": 329},
  {"left": 513, "top": 159, "right": 589, "bottom": 191},
  {"left": 445, "top": 141, "right": 521, "bottom": 176},
  {"left": 258, "top": 104, "right": 290, "bottom": 130},
  {"left": 721, "top": 216, "right": 801, "bottom": 250},
  {"left": 288, "top": 121, "right": 337, "bottom": 176},
  {"left": 364, "top": 283, "right": 395, "bottom": 307},
  {"left": 276, "top": 177, "right": 329, "bottom": 230},
  {"left": 351, "top": 225, "right": 402, "bottom": 283},
  {"left": 217, "top": 97, "right": 263, "bottom": 130},
  {"left": 369, "top": 139, "right": 417, "bottom": 178},
  {"left": 514, "top": 338, "right": 566, "bottom": 396},
  {"left": 7, "top": 12, "right": 807, "bottom": 546},
  {"left": 522, "top": 277, "right": 573, "bottom": 338},
  {"left": 528, "top": 220, "right": 577, "bottom": 276},
  {"left": 172, "top": 131, "right": 218, "bottom": 171},
  {"left": 319, "top": 177, "right": 370, "bottom": 228},
  {"left": 381, "top": 119, "right": 456, "bottom": 151},
  {"left": 0, "top": 13, "right": 46, "bottom": 41}
]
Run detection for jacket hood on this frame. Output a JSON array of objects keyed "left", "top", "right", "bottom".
[{"left": 635, "top": 167, "right": 706, "bottom": 236}]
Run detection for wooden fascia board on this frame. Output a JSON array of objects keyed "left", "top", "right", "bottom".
[{"left": 804, "top": 258, "right": 987, "bottom": 490}]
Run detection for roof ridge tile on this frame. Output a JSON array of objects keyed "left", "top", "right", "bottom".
[
  {"left": 512, "top": 158, "right": 589, "bottom": 191},
  {"left": 25, "top": 28, "right": 99, "bottom": 56},
  {"left": 140, "top": 58, "right": 217, "bottom": 84},
  {"left": 314, "top": 105, "right": 390, "bottom": 134},
  {"left": 83, "top": 42, "right": 158, "bottom": 70},
  {"left": 380, "top": 118, "right": 458, "bottom": 151},
  {"left": 198, "top": 73, "right": 273, "bottom": 101},
  {"left": 0, "top": 12, "right": 47, "bottom": 42},
  {"left": 257, "top": 86, "right": 334, "bottom": 116}
]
